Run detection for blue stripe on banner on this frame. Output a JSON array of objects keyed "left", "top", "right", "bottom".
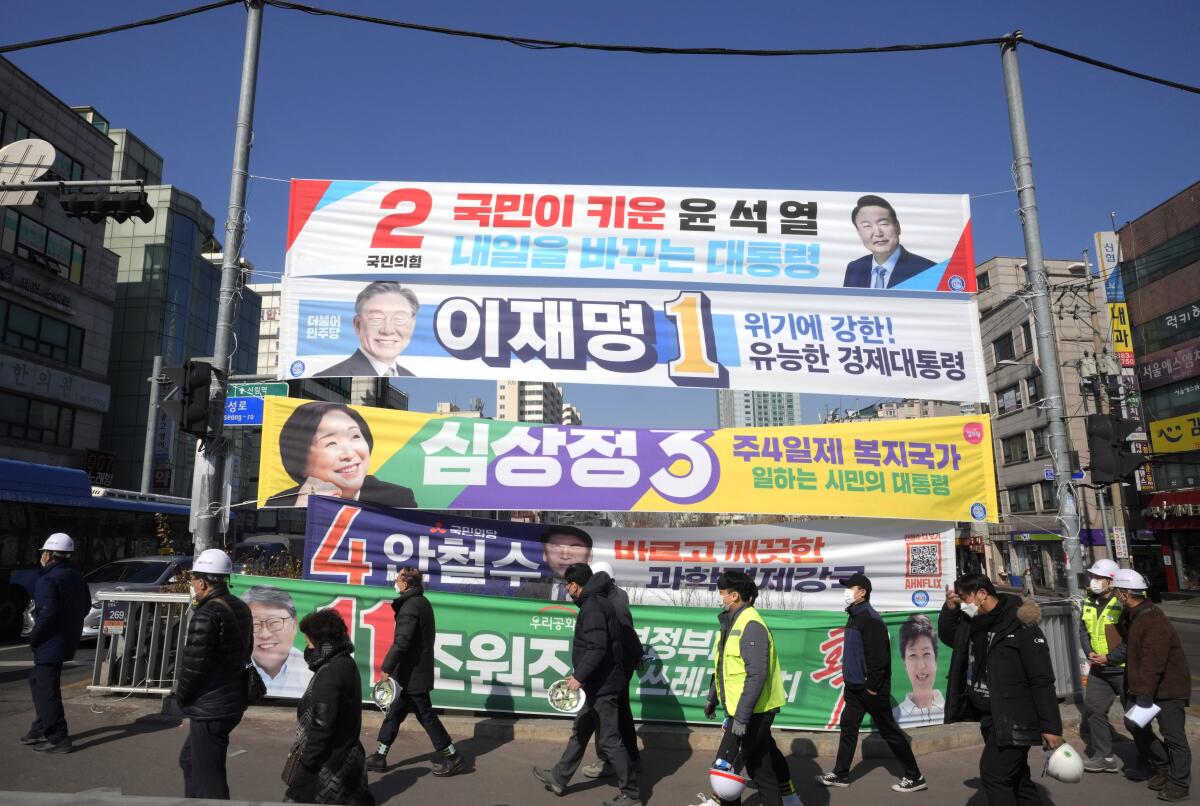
[
  {"left": 294, "top": 273, "right": 973, "bottom": 301},
  {"left": 315, "top": 181, "right": 376, "bottom": 212},
  {"left": 891, "top": 260, "right": 951, "bottom": 292}
]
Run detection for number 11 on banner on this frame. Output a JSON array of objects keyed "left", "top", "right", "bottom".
[{"left": 664, "top": 291, "right": 729, "bottom": 388}]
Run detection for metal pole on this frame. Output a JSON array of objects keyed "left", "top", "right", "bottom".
[
  {"left": 1097, "top": 486, "right": 1113, "bottom": 562},
  {"left": 192, "top": 0, "right": 264, "bottom": 556},
  {"left": 140, "top": 355, "right": 162, "bottom": 494},
  {"left": 1000, "top": 32, "right": 1082, "bottom": 601}
]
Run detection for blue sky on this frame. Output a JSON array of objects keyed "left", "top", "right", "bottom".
[{"left": 5, "top": 1, "right": 1198, "bottom": 427}]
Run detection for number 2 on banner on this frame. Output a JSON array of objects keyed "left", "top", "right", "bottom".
[
  {"left": 664, "top": 291, "right": 728, "bottom": 387},
  {"left": 370, "top": 188, "right": 433, "bottom": 249},
  {"left": 310, "top": 505, "right": 372, "bottom": 585}
]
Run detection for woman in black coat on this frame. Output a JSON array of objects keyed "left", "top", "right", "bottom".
[{"left": 285, "top": 609, "right": 375, "bottom": 805}]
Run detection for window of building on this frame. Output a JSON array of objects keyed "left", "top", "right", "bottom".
[
  {"left": 0, "top": 391, "right": 75, "bottom": 447},
  {"left": 977, "top": 271, "right": 990, "bottom": 290},
  {"left": 1032, "top": 427, "right": 1049, "bottom": 458},
  {"left": 1, "top": 208, "right": 86, "bottom": 285},
  {"left": 1021, "top": 321, "right": 1033, "bottom": 354},
  {"left": 1001, "top": 433, "right": 1029, "bottom": 465},
  {"left": 0, "top": 108, "right": 7, "bottom": 141},
  {"left": 995, "top": 383, "right": 1022, "bottom": 415},
  {"left": 1120, "top": 224, "right": 1200, "bottom": 294},
  {"left": 14, "top": 122, "right": 84, "bottom": 181},
  {"left": 0, "top": 299, "right": 85, "bottom": 366},
  {"left": 1039, "top": 480, "right": 1059, "bottom": 511},
  {"left": 993, "top": 333, "right": 1016, "bottom": 363},
  {"left": 1007, "top": 485, "right": 1036, "bottom": 513},
  {"left": 1026, "top": 374, "right": 1041, "bottom": 404}
]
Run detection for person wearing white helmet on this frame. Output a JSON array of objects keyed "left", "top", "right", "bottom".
[
  {"left": 175, "top": 548, "right": 254, "bottom": 800},
  {"left": 1113, "top": 568, "right": 1192, "bottom": 802},
  {"left": 22, "top": 533, "right": 90, "bottom": 754},
  {"left": 1078, "top": 558, "right": 1125, "bottom": 773}
]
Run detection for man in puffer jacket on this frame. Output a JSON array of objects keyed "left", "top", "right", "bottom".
[
  {"left": 175, "top": 549, "right": 253, "bottom": 800},
  {"left": 939, "top": 573, "right": 1063, "bottom": 805},
  {"left": 285, "top": 608, "right": 375, "bottom": 805}
]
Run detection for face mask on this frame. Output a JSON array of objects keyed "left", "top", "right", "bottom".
[
  {"left": 1089, "top": 578, "right": 1108, "bottom": 595},
  {"left": 843, "top": 589, "right": 857, "bottom": 606},
  {"left": 303, "top": 646, "right": 319, "bottom": 664},
  {"left": 960, "top": 601, "right": 979, "bottom": 618}
]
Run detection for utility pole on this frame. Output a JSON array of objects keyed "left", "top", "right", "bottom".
[
  {"left": 192, "top": 0, "right": 264, "bottom": 556},
  {"left": 1000, "top": 32, "right": 1082, "bottom": 601},
  {"left": 140, "top": 355, "right": 163, "bottom": 494}
]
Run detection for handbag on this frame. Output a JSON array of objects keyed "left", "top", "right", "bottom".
[
  {"left": 214, "top": 596, "right": 267, "bottom": 705},
  {"left": 281, "top": 740, "right": 304, "bottom": 785}
]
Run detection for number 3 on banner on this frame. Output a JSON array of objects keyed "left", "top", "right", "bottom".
[
  {"left": 663, "top": 291, "right": 728, "bottom": 388},
  {"left": 310, "top": 506, "right": 372, "bottom": 585}
]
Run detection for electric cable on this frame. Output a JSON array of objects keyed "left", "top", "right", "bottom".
[{"left": 0, "top": 0, "right": 241, "bottom": 54}]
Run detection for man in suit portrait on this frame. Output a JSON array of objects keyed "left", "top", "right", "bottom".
[
  {"left": 317, "top": 281, "right": 419, "bottom": 377},
  {"left": 843, "top": 194, "right": 935, "bottom": 289},
  {"left": 517, "top": 526, "right": 594, "bottom": 601}
]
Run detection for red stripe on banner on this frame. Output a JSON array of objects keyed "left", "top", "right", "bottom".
[
  {"left": 287, "top": 179, "right": 332, "bottom": 251},
  {"left": 938, "top": 219, "right": 977, "bottom": 291},
  {"left": 826, "top": 692, "right": 846, "bottom": 730}
]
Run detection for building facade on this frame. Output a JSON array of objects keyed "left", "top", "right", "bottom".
[
  {"left": 561, "top": 403, "right": 583, "bottom": 425},
  {"left": 0, "top": 58, "right": 119, "bottom": 477},
  {"left": 496, "top": 380, "right": 564, "bottom": 424},
  {"left": 716, "top": 390, "right": 803, "bottom": 428},
  {"left": 1119, "top": 180, "right": 1200, "bottom": 593},
  {"left": 975, "top": 256, "right": 1117, "bottom": 593}
]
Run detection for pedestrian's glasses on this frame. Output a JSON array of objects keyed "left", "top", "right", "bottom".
[
  {"left": 362, "top": 313, "right": 413, "bottom": 328},
  {"left": 252, "top": 616, "right": 292, "bottom": 633}
]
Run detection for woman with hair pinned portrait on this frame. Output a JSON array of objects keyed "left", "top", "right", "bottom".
[
  {"left": 265, "top": 402, "right": 416, "bottom": 509},
  {"left": 893, "top": 613, "right": 945, "bottom": 727}
]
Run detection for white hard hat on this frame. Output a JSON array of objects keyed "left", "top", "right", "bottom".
[
  {"left": 1087, "top": 559, "right": 1119, "bottom": 579},
  {"left": 1044, "top": 742, "right": 1084, "bottom": 783},
  {"left": 40, "top": 532, "right": 74, "bottom": 552},
  {"left": 1113, "top": 568, "right": 1148, "bottom": 591},
  {"left": 590, "top": 561, "right": 615, "bottom": 579},
  {"left": 709, "top": 768, "right": 748, "bottom": 800},
  {"left": 193, "top": 548, "right": 233, "bottom": 575}
]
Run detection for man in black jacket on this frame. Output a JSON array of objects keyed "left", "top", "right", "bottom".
[
  {"left": 175, "top": 549, "right": 254, "bottom": 800},
  {"left": 816, "top": 572, "right": 926, "bottom": 793},
  {"left": 534, "top": 563, "right": 640, "bottom": 806},
  {"left": 583, "top": 562, "right": 645, "bottom": 780},
  {"left": 940, "top": 573, "right": 1063, "bottom": 805},
  {"left": 24, "top": 533, "right": 90, "bottom": 754},
  {"left": 366, "top": 567, "right": 464, "bottom": 776}
]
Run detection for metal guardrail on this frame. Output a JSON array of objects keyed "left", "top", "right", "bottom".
[
  {"left": 1039, "top": 601, "right": 1083, "bottom": 700},
  {"left": 89, "top": 591, "right": 192, "bottom": 696}
]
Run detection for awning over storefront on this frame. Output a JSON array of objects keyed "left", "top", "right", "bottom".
[{"left": 0, "top": 458, "right": 188, "bottom": 515}]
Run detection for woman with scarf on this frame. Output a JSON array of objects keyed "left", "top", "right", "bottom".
[{"left": 284, "top": 609, "right": 375, "bottom": 805}]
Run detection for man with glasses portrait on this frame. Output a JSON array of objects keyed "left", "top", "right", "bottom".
[
  {"left": 316, "top": 282, "right": 419, "bottom": 378},
  {"left": 241, "top": 585, "right": 312, "bottom": 698}
]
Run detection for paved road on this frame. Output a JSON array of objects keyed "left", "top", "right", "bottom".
[{"left": 0, "top": 639, "right": 94, "bottom": 721}]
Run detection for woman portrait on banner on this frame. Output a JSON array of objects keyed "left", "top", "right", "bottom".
[
  {"left": 283, "top": 608, "right": 375, "bottom": 805},
  {"left": 265, "top": 401, "right": 416, "bottom": 509},
  {"left": 892, "top": 614, "right": 945, "bottom": 727}
]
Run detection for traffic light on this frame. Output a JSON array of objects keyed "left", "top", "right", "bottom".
[
  {"left": 161, "top": 360, "right": 215, "bottom": 437},
  {"left": 1086, "top": 413, "right": 1147, "bottom": 484},
  {"left": 59, "top": 189, "right": 154, "bottom": 223}
]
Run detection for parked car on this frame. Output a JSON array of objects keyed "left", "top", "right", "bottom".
[{"left": 23, "top": 555, "right": 193, "bottom": 639}]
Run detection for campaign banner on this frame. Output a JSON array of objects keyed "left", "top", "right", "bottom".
[
  {"left": 278, "top": 279, "right": 988, "bottom": 401},
  {"left": 228, "top": 573, "right": 951, "bottom": 731},
  {"left": 303, "top": 498, "right": 955, "bottom": 611},
  {"left": 256, "top": 397, "right": 1000, "bottom": 523},
  {"left": 278, "top": 180, "right": 984, "bottom": 400}
]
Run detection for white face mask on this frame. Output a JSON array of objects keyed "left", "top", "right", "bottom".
[
  {"left": 843, "top": 588, "right": 857, "bottom": 606},
  {"left": 960, "top": 601, "right": 980, "bottom": 618},
  {"left": 1089, "top": 578, "right": 1109, "bottom": 595}
]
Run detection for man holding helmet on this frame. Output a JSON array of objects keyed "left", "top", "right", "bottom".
[
  {"left": 175, "top": 548, "right": 253, "bottom": 800},
  {"left": 1078, "top": 559, "right": 1125, "bottom": 773},
  {"left": 1113, "top": 568, "right": 1191, "bottom": 802},
  {"left": 23, "top": 532, "right": 90, "bottom": 754}
]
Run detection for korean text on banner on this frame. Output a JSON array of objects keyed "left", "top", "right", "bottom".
[
  {"left": 1149, "top": 410, "right": 1200, "bottom": 455},
  {"left": 257, "top": 397, "right": 999, "bottom": 522},
  {"left": 228, "top": 574, "right": 951, "bottom": 731},
  {"left": 303, "top": 500, "right": 955, "bottom": 611},
  {"left": 279, "top": 180, "right": 985, "bottom": 402}
]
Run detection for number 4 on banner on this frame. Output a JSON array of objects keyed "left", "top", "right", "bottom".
[{"left": 310, "top": 505, "right": 372, "bottom": 585}]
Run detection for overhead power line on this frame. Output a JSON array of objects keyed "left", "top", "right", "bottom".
[
  {"left": 0, "top": 1, "right": 1197, "bottom": 95},
  {"left": 0, "top": 0, "right": 241, "bottom": 55}
]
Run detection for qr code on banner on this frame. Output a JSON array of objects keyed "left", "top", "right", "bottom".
[{"left": 907, "top": 544, "right": 940, "bottom": 577}]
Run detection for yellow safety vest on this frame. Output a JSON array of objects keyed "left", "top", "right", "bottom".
[
  {"left": 715, "top": 606, "right": 786, "bottom": 714},
  {"left": 1082, "top": 594, "right": 1123, "bottom": 666}
]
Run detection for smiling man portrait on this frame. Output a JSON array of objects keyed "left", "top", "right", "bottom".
[
  {"left": 843, "top": 194, "right": 935, "bottom": 289},
  {"left": 317, "top": 281, "right": 419, "bottom": 378}
]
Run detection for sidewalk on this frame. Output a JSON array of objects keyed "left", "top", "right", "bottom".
[{"left": 1157, "top": 597, "right": 1200, "bottom": 625}]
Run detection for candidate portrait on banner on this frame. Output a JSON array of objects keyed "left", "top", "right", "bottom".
[
  {"left": 264, "top": 400, "right": 417, "bottom": 508},
  {"left": 843, "top": 195, "right": 935, "bottom": 289},
  {"left": 316, "top": 281, "right": 419, "bottom": 378},
  {"left": 516, "top": 525, "right": 594, "bottom": 601},
  {"left": 892, "top": 613, "right": 945, "bottom": 727},
  {"left": 241, "top": 585, "right": 313, "bottom": 698}
]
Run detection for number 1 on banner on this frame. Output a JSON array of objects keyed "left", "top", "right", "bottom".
[
  {"left": 664, "top": 291, "right": 728, "bottom": 388},
  {"left": 360, "top": 599, "right": 394, "bottom": 684},
  {"left": 310, "top": 505, "right": 372, "bottom": 585}
]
